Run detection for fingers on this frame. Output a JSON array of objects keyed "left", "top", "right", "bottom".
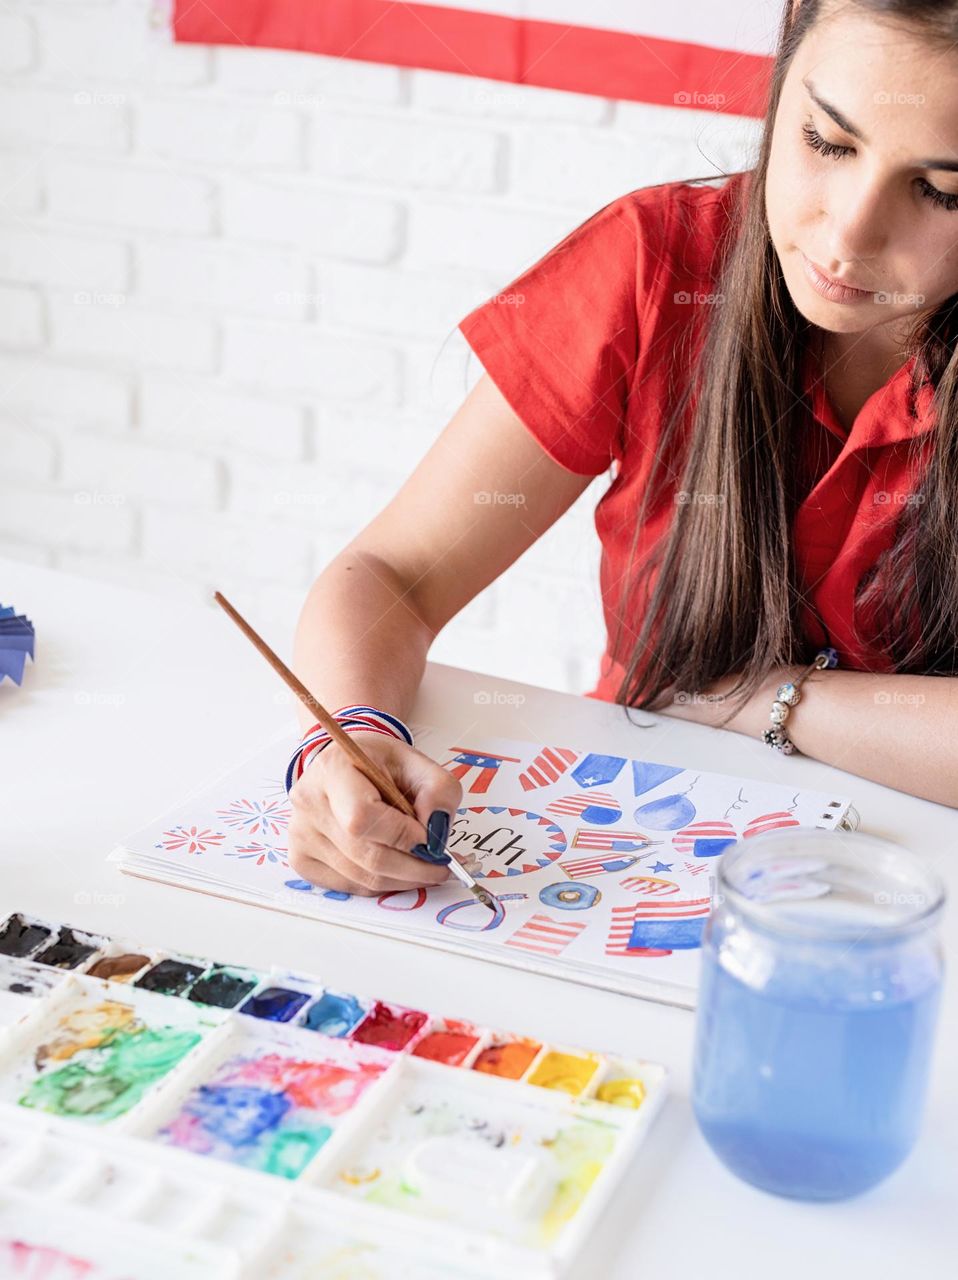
[{"left": 288, "top": 807, "right": 450, "bottom": 896}]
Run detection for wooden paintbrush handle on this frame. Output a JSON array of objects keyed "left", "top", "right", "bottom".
[{"left": 213, "top": 591, "right": 417, "bottom": 819}]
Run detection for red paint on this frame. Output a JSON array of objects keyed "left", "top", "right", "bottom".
[
  {"left": 349, "top": 1001, "right": 428, "bottom": 1051},
  {"left": 412, "top": 1026, "right": 479, "bottom": 1065}
]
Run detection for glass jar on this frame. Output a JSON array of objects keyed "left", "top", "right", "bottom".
[{"left": 691, "top": 828, "right": 945, "bottom": 1200}]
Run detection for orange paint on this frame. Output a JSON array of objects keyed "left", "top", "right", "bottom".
[
  {"left": 412, "top": 1025, "right": 479, "bottom": 1065},
  {"left": 472, "top": 1038, "right": 540, "bottom": 1079}
]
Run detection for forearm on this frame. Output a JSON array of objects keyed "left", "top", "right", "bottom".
[
  {"left": 706, "top": 667, "right": 958, "bottom": 807},
  {"left": 291, "top": 548, "right": 435, "bottom": 736}
]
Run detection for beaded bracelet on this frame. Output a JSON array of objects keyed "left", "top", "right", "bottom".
[
  {"left": 761, "top": 648, "right": 839, "bottom": 755},
  {"left": 285, "top": 704, "right": 415, "bottom": 793}
]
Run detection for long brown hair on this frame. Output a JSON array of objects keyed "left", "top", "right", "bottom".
[{"left": 613, "top": 0, "right": 958, "bottom": 725}]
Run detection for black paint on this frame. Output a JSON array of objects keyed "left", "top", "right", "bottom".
[
  {"left": 187, "top": 966, "right": 257, "bottom": 1009},
  {"left": 0, "top": 915, "right": 51, "bottom": 958},
  {"left": 32, "top": 927, "right": 98, "bottom": 969},
  {"left": 240, "top": 986, "right": 311, "bottom": 1022},
  {"left": 134, "top": 958, "right": 205, "bottom": 995}
]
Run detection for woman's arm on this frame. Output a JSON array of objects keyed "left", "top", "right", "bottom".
[
  {"left": 663, "top": 665, "right": 958, "bottom": 807},
  {"left": 292, "top": 372, "right": 597, "bottom": 734}
]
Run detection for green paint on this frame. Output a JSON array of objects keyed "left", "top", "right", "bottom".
[
  {"left": 260, "top": 1125, "right": 332, "bottom": 1179},
  {"left": 19, "top": 1024, "right": 201, "bottom": 1123}
]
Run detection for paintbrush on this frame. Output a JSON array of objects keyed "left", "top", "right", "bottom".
[{"left": 213, "top": 591, "right": 497, "bottom": 914}]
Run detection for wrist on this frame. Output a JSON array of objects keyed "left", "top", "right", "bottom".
[{"left": 285, "top": 704, "right": 414, "bottom": 793}]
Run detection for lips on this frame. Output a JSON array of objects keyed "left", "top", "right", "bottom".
[
  {"left": 800, "top": 251, "right": 875, "bottom": 303},
  {"left": 806, "top": 257, "right": 870, "bottom": 291}
]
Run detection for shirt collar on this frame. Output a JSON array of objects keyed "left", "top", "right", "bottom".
[{"left": 800, "top": 343, "right": 937, "bottom": 449}]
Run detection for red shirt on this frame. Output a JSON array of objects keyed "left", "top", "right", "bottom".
[{"left": 457, "top": 170, "right": 936, "bottom": 702}]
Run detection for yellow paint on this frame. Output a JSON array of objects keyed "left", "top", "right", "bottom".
[
  {"left": 526, "top": 1051, "right": 599, "bottom": 1097},
  {"left": 340, "top": 1166, "right": 381, "bottom": 1186},
  {"left": 36, "top": 1000, "right": 137, "bottom": 1068},
  {"left": 596, "top": 1077, "right": 646, "bottom": 1109}
]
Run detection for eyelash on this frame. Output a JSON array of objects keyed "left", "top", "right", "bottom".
[{"left": 800, "top": 119, "right": 958, "bottom": 212}]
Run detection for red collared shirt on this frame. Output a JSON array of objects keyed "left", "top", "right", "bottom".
[{"left": 457, "top": 170, "right": 936, "bottom": 702}]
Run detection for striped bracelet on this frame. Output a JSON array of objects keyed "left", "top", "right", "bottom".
[{"left": 284, "top": 705, "right": 415, "bottom": 793}]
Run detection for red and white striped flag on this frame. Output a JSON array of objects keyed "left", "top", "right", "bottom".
[
  {"left": 559, "top": 853, "right": 639, "bottom": 879},
  {"left": 570, "top": 828, "right": 652, "bottom": 852},
  {"left": 173, "top": 2, "right": 779, "bottom": 116},
  {"left": 505, "top": 913, "right": 586, "bottom": 957},
  {"left": 518, "top": 747, "right": 578, "bottom": 792}
]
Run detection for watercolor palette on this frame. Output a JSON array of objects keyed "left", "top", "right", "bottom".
[
  {"left": 0, "top": 911, "right": 667, "bottom": 1278},
  {"left": 110, "top": 724, "right": 857, "bottom": 1007}
]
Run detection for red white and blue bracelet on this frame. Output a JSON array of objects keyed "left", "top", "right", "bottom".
[{"left": 284, "top": 704, "right": 415, "bottom": 793}]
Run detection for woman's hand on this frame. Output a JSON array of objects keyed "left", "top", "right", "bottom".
[{"left": 287, "top": 730, "right": 463, "bottom": 895}]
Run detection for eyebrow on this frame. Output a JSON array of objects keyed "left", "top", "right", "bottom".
[{"left": 803, "top": 76, "right": 958, "bottom": 173}]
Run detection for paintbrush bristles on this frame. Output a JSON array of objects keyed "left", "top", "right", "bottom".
[{"left": 212, "top": 591, "right": 417, "bottom": 820}]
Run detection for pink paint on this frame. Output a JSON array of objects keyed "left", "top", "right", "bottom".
[
  {"left": 220, "top": 1051, "right": 386, "bottom": 1114},
  {"left": 349, "top": 1001, "right": 428, "bottom": 1051}
]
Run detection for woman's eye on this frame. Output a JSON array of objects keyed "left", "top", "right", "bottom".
[
  {"left": 916, "top": 176, "right": 958, "bottom": 212},
  {"left": 801, "top": 120, "right": 852, "bottom": 159}
]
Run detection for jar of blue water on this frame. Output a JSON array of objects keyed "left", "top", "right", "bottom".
[{"left": 692, "top": 828, "right": 944, "bottom": 1201}]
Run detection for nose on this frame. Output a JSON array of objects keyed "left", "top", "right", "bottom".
[{"left": 824, "top": 174, "right": 887, "bottom": 275}]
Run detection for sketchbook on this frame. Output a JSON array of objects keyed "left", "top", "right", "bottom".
[{"left": 110, "top": 724, "right": 857, "bottom": 1009}]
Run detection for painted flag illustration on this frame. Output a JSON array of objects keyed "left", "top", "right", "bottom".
[
  {"left": 743, "top": 811, "right": 802, "bottom": 838},
  {"left": 628, "top": 895, "right": 712, "bottom": 951},
  {"left": 546, "top": 791, "right": 622, "bottom": 825},
  {"left": 570, "top": 827, "right": 654, "bottom": 853},
  {"left": 570, "top": 753, "right": 626, "bottom": 789},
  {"left": 682, "top": 861, "right": 710, "bottom": 877},
  {"left": 621, "top": 875, "right": 680, "bottom": 896},
  {"left": 441, "top": 747, "right": 521, "bottom": 795},
  {"left": 605, "top": 906, "right": 671, "bottom": 958},
  {"left": 519, "top": 747, "right": 578, "bottom": 792},
  {"left": 671, "top": 819, "right": 738, "bottom": 859},
  {"left": 505, "top": 914, "right": 586, "bottom": 958},
  {"left": 559, "top": 854, "right": 640, "bottom": 879}
]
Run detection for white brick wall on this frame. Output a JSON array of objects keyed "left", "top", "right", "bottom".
[{"left": 0, "top": 0, "right": 760, "bottom": 693}]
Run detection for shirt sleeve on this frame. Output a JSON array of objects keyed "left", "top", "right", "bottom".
[{"left": 457, "top": 185, "right": 673, "bottom": 476}]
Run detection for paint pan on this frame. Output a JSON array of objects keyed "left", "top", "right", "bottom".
[
  {"left": 150, "top": 1021, "right": 395, "bottom": 1180},
  {"left": 240, "top": 982, "right": 315, "bottom": 1024},
  {"left": 31, "top": 924, "right": 105, "bottom": 970},
  {"left": 411, "top": 1019, "right": 484, "bottom": 1067},
  {"left": 186, "top": 964, "right": 260, "bottom": 1009},
  {"left": 472, "top": 1034, "right": 543, "bottom": 1080},
  {"left": 524, "top": 1047, "right": 604, "bottom": 1098},
  {"left": 348, "top": 1000, "right": 429, "bottom": 1051},
  {"left": 299, "top": 989, "right": 367, "bottom": 1037},
  {"left": 0, "top": 912, "right": 55, "bottom": 959},
  {"left": 322, "top": 1057, "right": 632, "bottom": 1249},
  {"left": 591, "top": 1058, "right": 667, "bottom": 1111},
  {"left": 0, "top": 977, "right": 224, "bottom": 1125},
  {"left": 0, "top": 958, "right": 68, "bottom": 1030},
  {"left": 134, "top": 954, "right": 209, "bottom": 996},
  {"left": 84, "top": 940, "right": 154, "bottom": 984}
]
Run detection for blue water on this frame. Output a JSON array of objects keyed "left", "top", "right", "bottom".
[{"left": 692, "top": 951, "right": 941, "bottom": 1200}]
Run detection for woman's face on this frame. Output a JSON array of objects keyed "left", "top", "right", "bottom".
[{"left": 766, "top": 3, "right": 958, "bottom": 348}]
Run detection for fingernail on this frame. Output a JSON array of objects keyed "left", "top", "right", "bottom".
[
  {"left": 426, "top": 810, "right": 450, "bottom": 861},
  {"left": 409, "top": 841, "right": 449, "bottom": 865}
]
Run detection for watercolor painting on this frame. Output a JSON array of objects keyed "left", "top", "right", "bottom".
[
  {"left": 156, "top": 1035, "right": 390, "bottom": 1178},
  {"left": 113, "top": 726, "right": 853, "bottom": 1002}
]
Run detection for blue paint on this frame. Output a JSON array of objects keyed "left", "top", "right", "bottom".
[
  {"left": 578, "top": 802, "right": 621, "bottom": 825},
  {"left": 650, "top": 860, "right": 673, "bottom": 873},
  {"left": 188, "top": 1083, "right": 290, "bottom": 1145},
  {"left": 693, "top": 946, "right": 942, "bottom": 1199},
  {"left": 240, "top": 986, "right": 311, "bottom": 1023},
  {"left": 571, "top": 753, "right": 626, "bottom": 788},
  {"left": 628, "top": 916, "right": 706, "bottom": 950},
  {"left": 301, "top": 991, "right": 365, "bottom": 1037},
  {"left": 692, "top": 837, "right": 738, "bottom": 859},
  {"left": 631, "top": 760, "right": 683, "bottom": 796},
  {"left": 283, "top": 879, "right": 351, "bottom": 901},
  {"left": 633, "top": 794, "right": 696, "bottom": 830}
]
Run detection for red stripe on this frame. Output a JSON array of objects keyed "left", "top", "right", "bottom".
[{"left": 173, "top": 0, "right": 772, "bottom": 117}]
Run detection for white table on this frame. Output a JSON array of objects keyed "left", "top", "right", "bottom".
[{"left": 2, "top": 558, "right": 954, "bottom": 1275}]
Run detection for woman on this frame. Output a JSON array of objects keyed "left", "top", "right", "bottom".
[{"left": 287, "top": 0, "right": 958, "bottom": 894}]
